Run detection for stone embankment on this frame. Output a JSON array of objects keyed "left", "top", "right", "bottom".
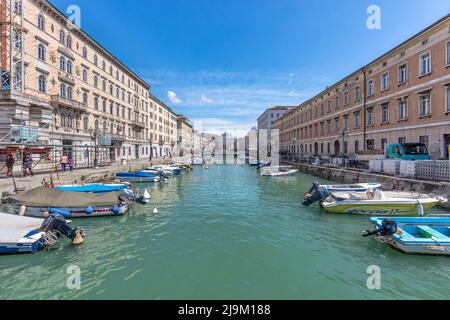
[
  {"left": 283, "top": 161, "right": 450, "bottom": 210},
  {"left": 0, "top": 158, "right": 170, "bottom": 195}
]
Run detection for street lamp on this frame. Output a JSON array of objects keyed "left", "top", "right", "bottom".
[
  {"left": 89, "top": 129, "right": 99, "bottom": 168},
  {"left": 338, "top": 127, "right": 350, "bottom": 159}
]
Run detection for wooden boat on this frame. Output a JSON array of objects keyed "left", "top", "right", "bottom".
[
  {"left": 115, "top": 171, "right": 161, "bottom": 183},
  {"left": 261, "top": 166, "right": 299, "bottom": 177},
  {"left": 55, "top": 183, "right": 128, "bottom": 193},
  {"left": 362, "top": 217, "right": 450, "bottom": 256},
  {"left": 303, "top": 183, "right": 447, "bottom": 216},
  {"left": 2, "top": 187, "right": 131, "bottom": 218},
  {"left": 321, "top": 183, "right": 381, "bottom": 193},
  {"left": 0, "top": 212, "right": 84, "bottom": 255}
]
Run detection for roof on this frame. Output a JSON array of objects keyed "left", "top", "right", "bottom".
[
  {"left": 257, "top": 106, "right": 295, "bottom": 121},
  {"left": 148, "top": 92, "right": 177, "bottom": 115}
]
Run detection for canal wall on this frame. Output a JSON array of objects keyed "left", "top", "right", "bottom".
[
  {"left": 283, "top": 161, "right": 450, "bottom": 210},
  {"left": 0, "top": 158, "right": 170, "bottom": 196}
]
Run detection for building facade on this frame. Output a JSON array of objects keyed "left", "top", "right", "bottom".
[
  {"left": 176, "top": 114, "right": 194, "bottom": 157},
  {"left": 0, "top": 0, "right": 179, "bottom": 165},
  {"left": 257, "top": 106, "right": 293, "bottom": 157},
  {"left": 274, "top": 15, "right": 450, "bottom": 160}
]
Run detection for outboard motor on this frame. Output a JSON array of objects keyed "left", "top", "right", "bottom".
[
  {"left": 302, "top": 182, "right": 330, "bottom": 206},
  {"left": 40, "top": 214, "right": 84, "bottom": 241},
  {"left": 361, "top": 219, "right": 398, "bottom": 237}
]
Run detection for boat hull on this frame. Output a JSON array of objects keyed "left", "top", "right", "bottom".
[
  {"left": 321, "top": 199, "right": 440, "bottom": 216},
  {"left": 15, "top": 205, "right": 129, "bottom": 218}
]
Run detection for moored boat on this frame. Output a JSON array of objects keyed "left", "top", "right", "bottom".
[
  {"left": 321, "top": 183, "right": 381, "bottom": 193},
  {"left": 115, "top": 171, "right": 161, "bottom": 183},
  {"left": 2, "top": 187, "right": 131, "bottom": 218},
  {"left": 303, "top": 182, "right": 447, "bottom": 216},
  {"left": 0, "top": 212, "right": 84, "bottom": 255},
  {"left": 362, "top": 217, "right": 450, "bottom": 256},
  {"left": 261, "top": 166, "right": 298, "bottom": 177},
  {"left": 55, "top": 183, "right": 128, "bottom": 193}
]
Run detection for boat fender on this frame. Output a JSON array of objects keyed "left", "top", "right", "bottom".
[
  {"left": 112, "top": 205, "right": 121, "bottom": 215},
  {"left": 49, "top": 208, "right": 72, "bottom": 218},
  {"left": 19, "top": 205, "right": 27, "bottom": 216},
  {"left": 85, "top": 207, "right": 94, "bottom": 215},
  {"left": 417, "top": 200, "right": 424, "bottom": 217}
]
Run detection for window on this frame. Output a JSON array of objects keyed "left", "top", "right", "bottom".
[
  {"left": 94, "top": 55, "right": 98, "bottom": 66},
  {"left": 419, "top": 93, "right": 431, "bottom": 116},
  {"left": 420, "top": 52, "right": 431, "bottom": 76},
  {"left": 398, "top": 137, "right": 406, "bottom": 144},
  {"left": 354, "top": 140, "right": 359, "bottom": 153},
  {"left": 38, "top": 74, "right": 46, "bottom": 93},
  {"left": 93, "top": 75, "right": 98, "bottom": 88},
  {"left": 381, "top": 103, "right": 389, "bottom": 123},
  {"left": 419, "top": 135, "right": 429, "bottom": 148},
  {"left": 82, "top": 69, "right": 88, "bottom": 82},
  {"left": 66, "top": 60, "right": 73, "bottom": 74},
  {"left": 60, "top": 84, "right": 66, "bottom": 98},
  {"left": 447, "top": 42, "right": 450, "bottom": 66},
  {"left": 110, "top": 102, "right": 113, "bottom": 114},
  {"left": 381, "top": 72, "right": 389, "bottom": 91},
  {"left": 110, "top": 84, "right": 113, "bottom": 95},
  {"left": 67, "top": 86, "right": 73, "bottom": 100},
  {"left": 368, "top": 79, "right": 375, "bottom": 96},
  {"left": 354, "top": 86, "right": 360, "bottom": 101},
  {"left": 82, "top": 92, "right": 88, "bottom": 105},
  {"left": 327, "top": 100, "right": 331, "bottom": 113},
  {"left": 334, "top": 96, "right": 339, "bottom": 109},
  {"left": 446, "top": 87, "right": 450, "bottom": 113},
  {"left": 83, "top": 47, "right": 88, "bottom": 59},
  {"left": 37, "top": 44, "right": 46, "bottom": 61},
  {"left": 66, "top": 35, "right": 72, "bottom": 49},
  {"left": 83, "top": 117, "right": 88, "bottom": 130},
  {"left": 398, "top": 64, "right": 407, "bottom": 84},
  {"left": 398, "top": 99, "right": 408, "bottom": 120},
  {"left": 354, "top": 111, "right": 360, "bottom": 128},
  {"left": 102, "top": 61, "right": 106, "bottom": 71},
  {"left": 67, "top": 114, "right": 73, "bottom": 128},
  {"left": 344, "top": 91, "right": 349, "bottom": 106},
  {"left": 59, "top": 30, "right": 65, "bottom": 44},
  {"left": 343, "top": 115, "right": 349, "bottom": 129},
  {"left": 60, "top": 113, "right": 66, "bottom": 127},
  {"left": 13, "top": 0, "right": 22, "bottom": 14},
  {"left": 334, "top": 117, "right": 339, "bottom": 132},
  {"left": 102, "top": 80, "right": 106, "bottom": 91},
  {"left": 59, "top": 56, "right": 66, "bottom": 71},
  {"left": 37, "top": 14, "right": 45, "bottom": 31},
  {"left": 367, "top": 107, "right": 374, "bottom": 126},
  {"left": 94, "top": 96, "right": 99, "bottom": 110},
  {"left": 13, "top": 30, "right": 22, "bottom": 49},
  {"left": 366, "top": 139, "right": 375, "bottom": 151},
  {"left": 102, "top": 99, "right": 107, "bottom": 112}
]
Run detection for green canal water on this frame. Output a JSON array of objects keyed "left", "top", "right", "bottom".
[{"left": 1, "top": 165, "right": 450, "bottom": 300}]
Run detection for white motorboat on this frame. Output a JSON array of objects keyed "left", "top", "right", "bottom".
[{"left": 261, "top": 166, "right": 299, "bottom": 177}]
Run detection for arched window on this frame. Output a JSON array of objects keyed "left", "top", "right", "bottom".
[
  {"left": 110, "top": 123, "right": 114, "bottom": 134},
  {"left": 94, "top": 119, "right": 99, "bottom": 130},
  {"left": 94, "top": 96, "right": 99, "bottom": 110},
  {"left": 82, "top": 92, "right": 88, "bottom": 105},
  {"left": 66, "top": 35, "right": 72, "bottom": 49},
  {"left": 60, "top": 84, "right": 66, "bottom": 98},
  {"left": 94, "top": 55, "right": 98, "bottom": 66},
  {"left": 37, "top": 14, "right": 45, "bottom": 30},
  {"left": 93, "top": 75, "right": 98, "bottom": 88},
  {"left": 66, "top": 60, "right": 73, "bottom": 74},
  {"left": 109, "top": 84, "right": 113, "bottom": 95},
  {"left": 109, "top": 65, "right": 113, "bottom": 75},
  {"left": 59, "top": 56, "right": 66, "bottom": 71},
  {"left": 110, "top": 102, "right": 113, "bottom": 114},
  {"left": 38, "top": 75, "right": 46, "bottom": 93},
  {"left": 67, "top": 113, "right": 74, "bottom": 128},
  {"left": 82, "top": 69, "right": 88, "bottom": 82},
  {"left": 60, "top": 113, "right": 66, "bottom": 127},
  {"left": 67, "top": 86, "right": 73, "bottom": 100},
  {"left": 59, "top": 30, "right": 65, "bottom": 44},
  {"left": 103, "top": 121, "right": 108, "bottom": 133},
  {"left": 102, "top": 99, "right": 107, "bottom": 112},
  {"left": 102, "top": 61, "right": 106, "bottom": 71},
  {"left": 37, "top": 44, "right": 46, "bottom": 61},
  {"left": 82, "top": 47, "right": 87, "bottom": 59},
  {"left": 83, "top": 117, "right": 88, "bottom": 130},
  {"left": 102, "top": 80, "right": 106, "bottom": 91}
]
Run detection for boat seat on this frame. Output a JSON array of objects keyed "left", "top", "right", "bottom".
[{"left": 417, "top": 226, "right": 449, "bottom": 240}]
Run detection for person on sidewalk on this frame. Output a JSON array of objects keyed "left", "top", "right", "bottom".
[
  {"left": 69, "top": 158, "right": 74, "bottom": 172},
  {"left": 6, "top": 152, "right": 15, "bottom": 177},
  {"left": 23, "top": 152, "right": 33, "bottom": 176},
  {"left": 60, "top": 153, "right": 69, "bottom": 173}
]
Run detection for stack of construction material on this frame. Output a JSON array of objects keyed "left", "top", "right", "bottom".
[
  {"left": 399, "top": 161, "right": 416, "bottom": 179},
  {"left": 416, "top": 161, "right": 450, "bottom": 182},
  {"left": 369, "top": 160, "right": 383, "bottom": 173},
  {"left": 383, "top": 160, "right": 400, "bottom": 176}
]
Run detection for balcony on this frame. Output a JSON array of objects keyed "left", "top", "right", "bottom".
[
  {"left": 51, "top": 95, "right": 86, "bottom": 112},
  {"left": 132, "top": 120, "right": 146, "bottom": 129}
]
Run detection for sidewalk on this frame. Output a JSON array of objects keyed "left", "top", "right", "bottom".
[{"left": 0, "top": 158, "right": 169, "bottom": 195}]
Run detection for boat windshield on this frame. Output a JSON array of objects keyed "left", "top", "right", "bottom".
[{"left": 404, "top": 144, "right": 428, "bottom": 155}]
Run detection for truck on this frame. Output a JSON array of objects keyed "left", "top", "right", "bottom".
[{"left": 386, "top": 143, "right": 430, "bottom": 161}]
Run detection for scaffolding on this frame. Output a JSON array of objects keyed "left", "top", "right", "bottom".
[{"left": 1, "top": 0, "right": 24, "bottom": 92}]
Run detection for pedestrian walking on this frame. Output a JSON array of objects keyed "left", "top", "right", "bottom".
[
  {"left": 60, "top": 153, "right": 69, "bottom": 173},
  {"left": 6, "top": 151, "right": 15, "bottom": 177}
]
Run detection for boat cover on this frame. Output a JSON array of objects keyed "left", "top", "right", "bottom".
[
  {"left": 4, "top": 187, "right": 119, "bottom": 207},
  {"left": 55, "top": 184, "right": 127, "bottom": 193},
  {"left": 0, "top": 213, "right": 43, "bottom": 243}
]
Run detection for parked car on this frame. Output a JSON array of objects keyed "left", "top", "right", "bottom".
[{"left": 386, "top": 143, "right": 431, "bottom": 161}]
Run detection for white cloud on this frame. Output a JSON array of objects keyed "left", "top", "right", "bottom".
[
  {"left": 200, "top": 94, "right": 214, "bottom": 104},
  {"left": 167, "top": 90, "right": 182, "bottom": 104}
]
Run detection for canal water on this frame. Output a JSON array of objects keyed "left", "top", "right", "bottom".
[{"left": 1, "top": 165, "right": 450, "bottom": 300}]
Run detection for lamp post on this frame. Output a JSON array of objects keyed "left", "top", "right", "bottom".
[
  {"left": 90, "top": 129, "right": 99, "bottom": 169},
  {"left": 338, "top": 128, "right": 350, "bottom": 166}
]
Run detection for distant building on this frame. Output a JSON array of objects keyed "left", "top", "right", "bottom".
[
  {"left": 257, "top": 106, "right": 294, "bottom": 156},
  {"left": 176, "top": 115, "right": 194, "bottom": 157}
]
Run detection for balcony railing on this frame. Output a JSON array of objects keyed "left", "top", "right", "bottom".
[
  {"left": 51, "top": 95, "right": 86, "bottom": 112},
  {"left": 132, "top": 120, "right": 146, "bottom": 129}
]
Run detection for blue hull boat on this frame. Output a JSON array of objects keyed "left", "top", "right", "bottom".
[
  {"left": 362, "top": 217, "right": 450, "bottom": 256},
  {"left": 0, "top": 213, "right": 84, "bottom": 255},
  {"left": 116, "top": 171, "right": 160, "bottom": 183},
  {"left": 55, "top": 183, "right": 128, "bottom": 193}
]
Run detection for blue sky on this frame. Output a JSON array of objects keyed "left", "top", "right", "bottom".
[{"left": 53, "top": 0, "right": 450, "bottom": 136}]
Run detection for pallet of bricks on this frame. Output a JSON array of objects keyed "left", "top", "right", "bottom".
[{"left": 416, "top": 161, "right": 450, "bottom": 182}]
